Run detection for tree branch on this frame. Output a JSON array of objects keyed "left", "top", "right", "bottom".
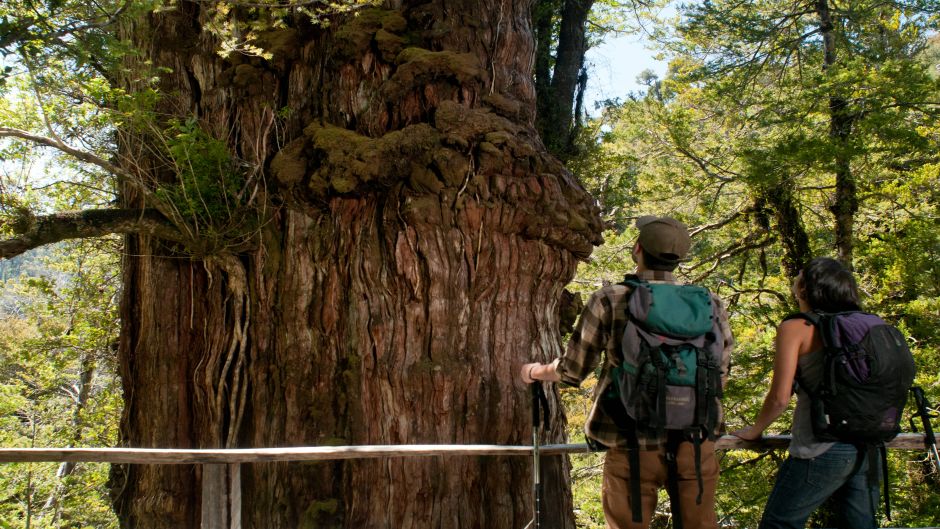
[
  {"left": 0, "top": 209, "right": 182, "bottom": 259},
  {"left": 0, "top": 126, "right": 168, "bottom": 218},
  {"left": 689, "top": 234, "right": 776, "bottom": 283},
  {"left": 689, "top": 210, "right": 745, "bottom": 237},
  {"left": 0, "top": 0, "right": 134, "bottom": 51},
  {"left": 0, "top": 127, "right": 136, "bottom": 183},
  {"left": 723, "top": 285, "right": 790, "bottom": 306}
]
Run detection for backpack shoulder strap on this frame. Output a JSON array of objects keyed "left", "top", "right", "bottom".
[
  {"left": 784, "top": 311, "right": 840, "bottom": 350},
  {"left": 620, "top": 274, "right": 643, "bottom": 288},
  {"left": 783, "top": 311, "right": 820, "bottom": 325}
]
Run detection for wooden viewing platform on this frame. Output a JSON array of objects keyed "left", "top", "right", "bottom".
[{"left": 1, "top": 433, "right": 936, "bottom": 529}]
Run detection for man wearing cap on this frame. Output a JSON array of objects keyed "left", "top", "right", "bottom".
[{"left": 521, "top": 215, "right": 734, "bottom": 529}]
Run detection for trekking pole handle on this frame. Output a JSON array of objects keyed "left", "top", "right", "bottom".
[
  {"left": 532, "top": 382, "right": 550, "bottom": 431},
  {"left": 910, "top": 386, "right": 940, "bottom": 472}
]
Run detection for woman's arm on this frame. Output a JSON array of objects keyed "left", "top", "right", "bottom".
[{"left": 731, "top": 318, "right": 811, "bottom": 440}]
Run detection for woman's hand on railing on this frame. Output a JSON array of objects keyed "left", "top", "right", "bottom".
[{"left": 730, "top": 425, "right": 762, "bottom": 441}]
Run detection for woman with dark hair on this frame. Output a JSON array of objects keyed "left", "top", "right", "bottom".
[{"left": 731, "top": 257, "right": 880, "bottom": 529}]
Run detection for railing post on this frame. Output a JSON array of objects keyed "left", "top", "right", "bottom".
[
  {"left": 201, "top": 463, "right": 241, "bottom": 529},
  {"left": 229, "top": 463, "right": 241, "bottom": 528}
]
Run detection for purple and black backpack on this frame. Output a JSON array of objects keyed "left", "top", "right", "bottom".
[
  {"left": 790, "top": 310, "right": 916, "bottom": 444},
  {"left": 789, "top": 310, "right": 917, "bottom": 519}
]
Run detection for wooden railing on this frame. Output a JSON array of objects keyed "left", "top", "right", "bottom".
[{"left": 1, "top": 433, "right": 936, "bottom": 529}]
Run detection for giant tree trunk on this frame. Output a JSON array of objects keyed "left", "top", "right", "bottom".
[{"left": 111, "top": 0, "right": 603, "bottom": 527}]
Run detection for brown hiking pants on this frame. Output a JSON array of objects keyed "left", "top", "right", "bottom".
[{"left": 602, "top": 440, "right": 719, "bottom": 529}]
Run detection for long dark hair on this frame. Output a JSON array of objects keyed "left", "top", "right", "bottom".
[{"left": 799, "top": 257, "right": 861, "bottom": 312}]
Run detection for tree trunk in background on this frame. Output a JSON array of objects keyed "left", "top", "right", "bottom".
[
  {"left": 110, "top": 0, "right": 603, "bottom": 527},
  {"left": 816, "top": 0, "right": 858, "bottom": 266},
  {"left": 534, "top": 0, "right": 594, "bottom": 159},
  {"left": 759, "top": 183, "right": 811, "bottom": 277}
]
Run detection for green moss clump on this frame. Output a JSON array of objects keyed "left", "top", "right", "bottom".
[
  {"left": 270, "top": 139, "right": 308, "bottom": 185},
  {"left": 409, "top": 164, "right": 444, "bottom": 193},
  {"left": 303, "top": 123, "right": 443, "bottom": 195},
  {"left": 380, "top": 12, "right": 407, "bottom": 33},
  {"left": 330, "top": 174, "right": 358, "bottom": 193},
  {"left": 375, "top": 29, "right": 405, "bottom": 62},
  {"left": 255, "top": 28, "right": 300, "bottom": 60},
  {"left": 305, "top": 124, "right": 376, "bottom": 193},
  {"left": 0, "top": 200, "right": 35, "bottom": 235},
  {"left": 475, "top": 142, "right": 505, "bottom": 174},
  {"left": 484, "top": 131, "right": 511, "bottom": 145},
  {"left": 386, "top": 48, "right": 481, "bottom": 98},
  {"left": 395, "top": 48, "right": 481, "bottom": 80},
  {"left": 379, "top": 124, "right": 439, "bottom": 157},
  {"left": 434, "top": 101, "right": 517, "bottom": 140},
  {"left": 482, "top": 93, "right": 522, "bottom": 117},
  {"left": 432, "top": 148, "right": 470, "bottom": 187},
  {"left": 332, "top": 8, "right": 402, "bottom": 62}
]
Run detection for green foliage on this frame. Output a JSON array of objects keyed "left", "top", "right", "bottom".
[
  {"left": 157, "top": 118, "right": 246, "bottom": 226},
  {"left": 1, "top": 0, "right": 937, "bottom": 526},
  {"left": 0, "top": 239, "right": 120, "bottom": 529},
  {"left": 201, "top": 0, "right": 383, "bottom": 59},
  {"left": 563, "top": 1, "right": 940, "bottom": 527}
]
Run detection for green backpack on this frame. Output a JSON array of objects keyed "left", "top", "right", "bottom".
[
  {"left": 607, "top": 277, "right": 725, "bottom": 526},
  {"left": 610, "top": 278, "right": 724, "bottom": 439}
]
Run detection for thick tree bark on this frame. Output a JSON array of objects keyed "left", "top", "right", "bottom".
[{"left": 111, "top": 1, "right": 602, "bottom": 528}]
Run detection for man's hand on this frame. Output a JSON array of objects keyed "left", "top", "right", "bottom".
[
  {"left": 520, "top": 362, "right": 541, "bottom": 384},
  {"left": 520, "top": 359, "right": 561, "bottom": 384}
]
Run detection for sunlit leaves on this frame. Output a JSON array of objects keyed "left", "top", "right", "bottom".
[
  {"left": 564, "top": 1, "right": 940, "bottom": 526},
  {"left": 0, "top": 239, "right": 120, "bottom": 528},
  {"left": 200, "top": 0, "right": 383, "bottom": 59}
]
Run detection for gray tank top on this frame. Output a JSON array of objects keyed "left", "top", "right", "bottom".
[{"left": 790, "top": 349, "right": 835, "bottom": 458}]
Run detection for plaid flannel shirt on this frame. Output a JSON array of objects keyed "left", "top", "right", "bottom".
[{"left": 556, "top": 269, "right": 735, "bottom": 449}]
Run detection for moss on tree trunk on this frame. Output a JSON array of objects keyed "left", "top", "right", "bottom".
[{"left": 111, "top": 0, "right": 602, "bottom": 527}]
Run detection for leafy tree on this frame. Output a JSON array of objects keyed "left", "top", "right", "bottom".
[
  {"left": 561, "top": 1, "right": 940, "bottom": 526},
  {"left": 534, "top": 0, "right": 666, "bottom": 159},
  {"left": 0, "top": 239, "right": 121, "bottom": 529},
  {"left": 670, "top": 0, "right": 940, "bottom": 266}
]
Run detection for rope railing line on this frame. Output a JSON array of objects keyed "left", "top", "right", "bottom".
[{"left": 0, "top": 433, "right": 934, "bottom": 465}]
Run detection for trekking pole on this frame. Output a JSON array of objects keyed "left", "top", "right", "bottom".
[
  {"left": 909, "top": 386, "right": 940, "bottom": 473},
  {"left": 526, "top": 381, "right": 550, "bottom": 529}
]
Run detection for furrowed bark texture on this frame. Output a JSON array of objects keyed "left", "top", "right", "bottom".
[{"left": 112, "top": 0, "right": 603, "bottom": 527}]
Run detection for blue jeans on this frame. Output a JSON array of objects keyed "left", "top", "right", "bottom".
[{"left": 759, "top": 442, "right": 880, "bottom": 529}]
